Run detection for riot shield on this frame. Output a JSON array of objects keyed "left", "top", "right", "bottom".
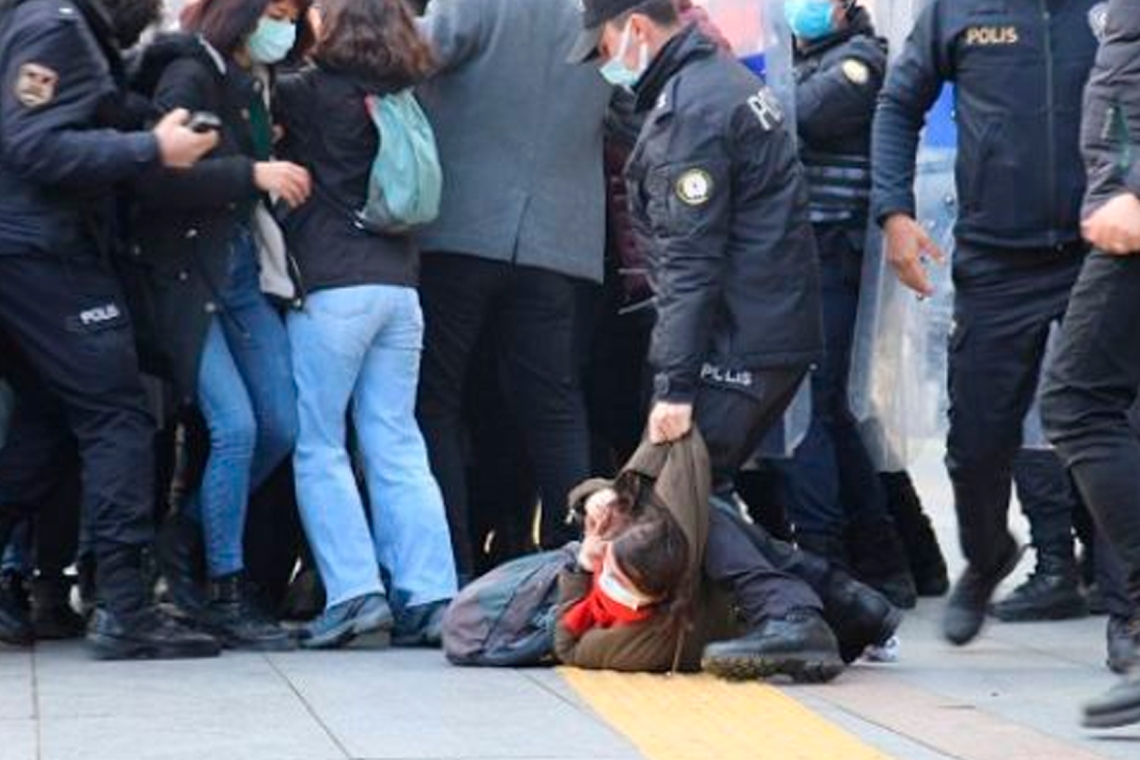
[{"left": 848, "top": 0, "right": 957, "bottom": 471}]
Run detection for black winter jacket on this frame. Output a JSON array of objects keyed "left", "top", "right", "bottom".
[
  {"left": 794, "top": 8, "right": 886, "bottom": 227},
  {"left": 0, "top": 0, "right": 159, "bottom": 257},
  {"left": 275, "top": 66, "right": 418, "bottom": 294},
  {"left": 626, "top": 26, "right": 823, "bottom": 404},
  {"left": 1080, "top": 0, "right": 1140, "bottom": 215},
  {"left": 119, "top": 34, "right": 263, "bottom": 403},
  {"left": 871, "top": 0, "right": 1101, "bottom": 249}
]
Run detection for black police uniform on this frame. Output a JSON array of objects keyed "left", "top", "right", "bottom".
[
  {"left": 1042, "top": 0, "right": 1140, "bottom": 694},
  {"left": 871, "top": 0, "right": 1100, "bottom": 592},
  {"left": 774, "top": 8, "right": 904, "bottom": 573},
  {"left": 627, "top": 25, "right": 826, "bottom": 621},
  {"left": 0, "top": 0, "right": 161, "bottom": 619}
]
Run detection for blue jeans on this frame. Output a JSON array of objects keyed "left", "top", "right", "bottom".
[
  {"left": 288, "top": 285, "right": 457, "bottom": 610},
  {"left": 185, "top": 232, "right": 298, "bottom": 578}
]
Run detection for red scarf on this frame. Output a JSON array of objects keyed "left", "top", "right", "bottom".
[{"left": 562, "top": 562, "right": 656, "bottom": 637}]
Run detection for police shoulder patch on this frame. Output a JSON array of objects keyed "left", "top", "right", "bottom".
[
  {"left": 841, "top": 58, "right": 870, "bottom": 86},
  {"left": 14, "top": 63, "right": 59, "bottom": 108},
  {"left": 675, "top": 168, "right": 713, "bottom": 207}
]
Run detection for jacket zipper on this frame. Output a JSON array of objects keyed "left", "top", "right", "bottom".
[{"left": 1040, "top": 0, "right": 1058, "bottom": 247}]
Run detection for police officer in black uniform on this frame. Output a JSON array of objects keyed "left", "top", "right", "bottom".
[
  {"left": 0, "top": 0, "right": 220, "bottom": 658},
  {"left": 1042, "top": 0, "right": 1140, "bottom": 729},
  {"left": 571, "top": 0, "right": 860, "bottom": 682},
  {"left": 871, "top": 0, "right": 1100, "bottom": 646}
]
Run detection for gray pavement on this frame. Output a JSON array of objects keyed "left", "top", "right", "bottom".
[{"left": 1, "top": 445, "right": 1139, "bottom": 760}]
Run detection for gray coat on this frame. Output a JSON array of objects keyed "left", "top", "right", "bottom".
[{"left": 416, "top": 0, "right": 611, "bottom": 283}]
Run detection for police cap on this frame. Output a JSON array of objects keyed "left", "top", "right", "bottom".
[{"left": 567, "top": 0, "right": 645, "bottom": 64}]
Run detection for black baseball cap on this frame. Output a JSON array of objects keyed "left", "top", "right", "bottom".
[{"left": 567, "top": 0, "right": 644, "bottom": 64}]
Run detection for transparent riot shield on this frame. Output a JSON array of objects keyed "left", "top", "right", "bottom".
[
  {"left": 848, "top": 0, "right": 957, "bottom": 471},
  {"left": 695, "top": 1, "right": 808, "bottom": 459}
]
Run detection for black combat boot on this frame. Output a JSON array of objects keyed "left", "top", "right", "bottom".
[
  {"left": 31, "top": 573, "right": 85, "bottom": 640},
  {"left": 200, "top": 572, "right": 294, "bottom": 651},
  {"left": 86, "top": 547, "right": 220, "bottom": 660},
  {"left": 1107, "top": 614, "right": 1140, "bottom": 675},
  {"left": 701, "top": 608, "right": 845, "bottom": 683},
  {"left": 845, "top": 520, "right": 918, "bottom": 610},
  {"left": 944, "top": 538, "right": 1022, "bottom": 646},
  {"left": 882, "top": 472, "right": 950, "bottom": 597},
  {"left": 821, "top": 570, "right": 903, "bottom": 663},
  {"left": 155, "top": 512, "right": 208, "bottom": 618},
  {"left": 990, "top": 548, "right": 1089, "bottom": 622},
  {"left": 0, "top": 569, "right": 33, "bottom": 646}
]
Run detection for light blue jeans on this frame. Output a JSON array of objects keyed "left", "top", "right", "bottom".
[{"left": 288, "top": 285, "right": 457, "bottom": 610}]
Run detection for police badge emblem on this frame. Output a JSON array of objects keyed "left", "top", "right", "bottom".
[
  {"left": 14, "top": 63, "right": 58, "bottom": 108},
  {"left": 675, "top": 168, "right": 713, "bottom": 206}
]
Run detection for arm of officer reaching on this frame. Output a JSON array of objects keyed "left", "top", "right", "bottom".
[
  {"left": 0, "top": 15, "right": 160, "bottom": 187},
  {"left": 416, "top": 0, "right": 487, "bottom": 75},
  {"left": 796, "top": 40, "right": 885, "bottom": 148}
]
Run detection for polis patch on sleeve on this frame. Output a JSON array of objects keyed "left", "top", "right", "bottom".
[
  {"left": 14, "top": 63, "right": 59, "bottom": 108},
  {"left": 675, "top": 168, "right": 714, "bottom": 206},
  {"left": 841, "top": 59, "right": 870, "bottom": 85}
]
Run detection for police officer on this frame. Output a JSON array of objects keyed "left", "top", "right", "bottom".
[
  {"left": 0, "top": 0, "right": 220, "bottom": 658},
  {"left": 1041, "top": 0, "right": 1140, "bottom": 729},
  {"left": 871, "top": 0, "right": 1100, "bottom": 646},
  {"left": 571, "top": 0, "right": 852, "bottom": 681},
  {"left": 773, "top": 0, "right": 920, "bottom": 610}
]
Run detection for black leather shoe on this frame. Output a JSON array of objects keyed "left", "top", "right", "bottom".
[
  {"left": 1083, "top": 670, "right": 1140, "bottom": 729},
  {"left": 31, "top": 574, "right": 85, "bottom": 640},
  {"left": 822, "top": 571, "right": 903, "bottom": 664},
  {"left": 0, "top": 571, "right": 33, "bottom": 646},
  {"left": 944, "top": 539, "right": 1022, "bottom": 646},
  {"left": 300, "top": 593, "right": 393, "bottom": 650},
  {"left": 990, "top": 553, "right": 1088, "bottom": 622},
  {"left": 200, "top": 572, "right": 294, "bottom": 652},
  {"left": 87, "top": 606, "right": 221, "bottom": 660},
  {"left": 155, "top": 514, "right": 208, "bottom": 618},
  {"left": 392, "top": 600, "right": 448, "bottom": 648},
  {"left": 701, "top": 608, "right": 845, "bottom": 683},
  {"left": 1107, "top": 615, "right": 1139, "bottom": 676}
]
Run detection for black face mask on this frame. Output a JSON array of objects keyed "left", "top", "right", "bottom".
[{"left": 100, "top": 0, "right": 162, "bottom": 49}]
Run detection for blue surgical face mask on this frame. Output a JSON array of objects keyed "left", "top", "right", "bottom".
[
  {"left": 247, "top": 17, "right": 297, "bottom": 65},
  {"left": 784, "top": 0, "right": 837, "bottom": 42},
  {"left": 598, "top": 21, "right": 649, "bottom": 90}
]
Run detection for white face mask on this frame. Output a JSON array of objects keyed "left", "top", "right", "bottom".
[{"left": 598, "top": 20, "right": 649, "bottom": 90}]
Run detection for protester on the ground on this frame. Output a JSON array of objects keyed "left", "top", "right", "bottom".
[
  {"left": 871, "top": 0, "right": 1100, "bottom": 647},
  {"left": 275, "top": 0, "right": 458, "bottom": 650},
  {"left": 123, "top": 0, "right": 315, "bottom": 651},
  {"left": 0, "top": 0, "right": 220, "bottom": 659},
  {"left": 413, "top": 0, "right": 612, "bottom": 580}
]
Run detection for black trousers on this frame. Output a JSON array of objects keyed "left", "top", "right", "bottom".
[
  {"left": 416, "top": 253, "right": 591, "bottom": 577},
  {"left": 946, "top": 242, "right": 1084, "bottom": 573},
  {"left": 697, "top": 369, "right": 823, "bottom": 623},
  {"left": 0, "top": 253, "right": 155, "bottom": 612},
  {"left": 1042, "top": 249, "right": 1140, "bottom": 611},
  {"left": 1012, "top": 448, "right": 1079, "bottom": 558}
]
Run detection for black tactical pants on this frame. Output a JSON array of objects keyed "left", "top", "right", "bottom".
[
  {"left": 0, "top": 252, "right": 155, "bottom": 613},
  {"left": 1042, "top": 249, "right": 1140, "bottom": 610},
  {"left": 946, "top": 242, "right": 1084, "bottom": 574}
]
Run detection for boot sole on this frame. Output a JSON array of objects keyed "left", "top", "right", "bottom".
[
  {"left": 701, "top": 650, "right": 845, "bottom": 684},
  {"left": 990, "top": 598, "right": 1090, "bottom": 623},
  {"left": 87, "top": 633, "right": 221, "bottom": 661},
  {"left": 1083, "top": 702, "right": 1140, "bottom": 729},
  {"left": 300, "top": 608, "right": 394, "bottom": 651}
]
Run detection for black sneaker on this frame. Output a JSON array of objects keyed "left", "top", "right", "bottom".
[
  {"left": 822, "top": 571, "right": 903, "bottom": 664},
  {"left": 392, "top": 600, "right": 448, "bottom": 648},
  {"left": 199, "top": 573, "right": 294, "bottom": 652},
  {"left": 87, "top": 606, "right": 221, "bottom": 660},
  {"left": 1083, "top": 670, "right": 1140, "bottom": 729},
  {"left": 990, "top": 555, "right": 1088, "bottom": 622},
  {"left": 943, "top": 540, "right": 1023, "bottom": 646},
  {"left": 0, "top": 571, "right": 33, "bottom": 646},
  {"left": 701, "top": 608, "right": 845, "bottom": 683},
  {"left": 299, "top": 593, "right": 393, "bottom": 650},
  {"left": 31, "top": 574, "right": 85, "bottom": 640},
  {"left": 1107, "top": 615, "right": 1139, "bottom": 676}
]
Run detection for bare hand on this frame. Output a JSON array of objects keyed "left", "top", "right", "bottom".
[
  {"left": 577, "top": 534, "right": 608, "bottom": 571},
  {"left": 648, "top": 401, "right": 693, "bottom": 444},
  {"left": 583, "top": 489, "right": 617, "bottom": 538},
  {"left": 883, "top": 214, "right": 947, "bottom": 297},
  {"left": 1083, "top": 193, "right": 1140, "bottom": 255},
  {"left": 254, "top": 161, "right": 312, "bottom": 208},
  {"left": 153, "top": 109, "right": 218, "bottom": 169}
]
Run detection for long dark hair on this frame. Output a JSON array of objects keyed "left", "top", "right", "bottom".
[
  {"left": 314, "top": 0, "right": 435, "bottom": 88},
  {"left": 182, "top": 0, "right": 270, "bottom": 57}
]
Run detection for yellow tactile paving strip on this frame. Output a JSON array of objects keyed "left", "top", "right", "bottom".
[{"left": 559, "top": 668, "right": 896, "bottom": 760}]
